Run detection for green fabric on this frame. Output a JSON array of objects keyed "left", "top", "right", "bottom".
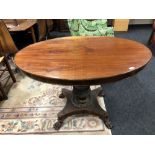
[{"left": 68, "top": 19, "right": 114, "bottom": 36}]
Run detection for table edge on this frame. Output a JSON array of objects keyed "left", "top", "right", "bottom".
[{"left": 17, "top": 58, "right": 151, "bottom": 85}]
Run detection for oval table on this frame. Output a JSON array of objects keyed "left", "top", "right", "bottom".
[{"left": 15, "top": 36, "right": 152, "bottom": 130}]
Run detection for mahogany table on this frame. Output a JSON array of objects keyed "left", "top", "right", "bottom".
[{"left": 14, "top": 36, "right": 152, "bottom": 130}]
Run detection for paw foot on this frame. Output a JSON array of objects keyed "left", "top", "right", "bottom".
[
  {"left": 104, "top": 121, "right": 112, "bottom": 129},
  {"left": 59, "top": 93, "right": 65, "bottom": 98},
  {"left": 53, "top": 121, "right": 63, "bottom": 130}
]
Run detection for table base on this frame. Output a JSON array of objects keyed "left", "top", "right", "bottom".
[{"left": 53, "top": 86, "right": 112, "bottom": 130}]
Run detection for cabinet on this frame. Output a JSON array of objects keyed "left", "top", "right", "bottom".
[{"left": 113, "top": 19, "right": 129, "bottom": 31}]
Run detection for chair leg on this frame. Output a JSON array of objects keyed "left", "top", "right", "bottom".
[
  {"left": 4, "top": 57, "right": 16, "bottom": 83},
  {"left": 148, "top": 31, "right": 154, "bottom": 45},
  {"left": 30, "top": 27, "right": 37, "bottom": 43},
  {"left": 0, "top": 82, "right": 8, "bottom": 100}
]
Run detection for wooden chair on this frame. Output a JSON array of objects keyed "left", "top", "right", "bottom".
[
  {"left": 3, "top": 19, "right": 37, "bottom": 43},
  {"left": 0, "top": 41, "right": 16, "bottom": 100},
  {"left": 0, "top": 20, "right": 20, "bottom": 73},
  {"left": 0, "top": 19, "right": 18, "bottom": 55}
]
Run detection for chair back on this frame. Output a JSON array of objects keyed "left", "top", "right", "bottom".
[{"left": 0, "top": 20, "right": 18, "bottom": 54}]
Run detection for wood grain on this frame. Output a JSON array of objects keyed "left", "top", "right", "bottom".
[{"left": 15, "top": 36, "right": 152, "bottom": 85}]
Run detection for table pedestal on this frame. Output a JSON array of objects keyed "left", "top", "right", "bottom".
[{"left": 53, "top": 86, "right": 112, "bottom": 130}]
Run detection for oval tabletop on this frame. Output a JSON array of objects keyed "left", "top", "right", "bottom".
[{"left": 15, "top": 36, "right": 152, "bottom": 85}]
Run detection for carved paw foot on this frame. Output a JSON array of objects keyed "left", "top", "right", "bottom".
[
  {"left": 101, "top": 113, "right": 112, "bottom": 129},
  {"left": 59, "top": 93, "right": 65, "bottom": 98},
  {"left": 53, "top": 121, "right": 63, "bottom": 130},
  {"left": 104, "top": 120, "right": 112, "bottom": 129}
]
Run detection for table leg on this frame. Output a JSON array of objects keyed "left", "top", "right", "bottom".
[
  {"left": 4, "top": 57, "right": 16, "bottom": 83},
  {"left": 30, "top": 27, "right": 36, "bottom": 43},
  {"left": 53, "top": 85, "right": 112, "bottom": 130}
]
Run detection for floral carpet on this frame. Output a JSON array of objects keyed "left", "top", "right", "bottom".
[{"left": 0, "top": 73, "right": 111, "bottom": 135}]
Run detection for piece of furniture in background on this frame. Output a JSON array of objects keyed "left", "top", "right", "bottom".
[
  {"left": 4, "top": 19, "right": 37, "bottom": 43},
  {"left": 0, "top": 20, "right": 18, "bottom": 55},
  {"left": 67, "top": 19, "right": 114, "bottom": 36},
  {"left": 0, "top": 41, "right": 16, "bottom": 100},
  {"left": 0, "top": 20, "right": 20, "bottom": 74},
  {"left": 113, "top": 19, "right": 129, "bottom": 31},
  {"left": 5, "top": 19, "right": 37, "bottom": 42},
  {"left": 3, "top": 19, "right": 53, "bottom": 48},
  {"left": 37, "top": 19, "right": 53, "bottom": 41},
  {"left": 148, "top": 20, "right": 155, "bottom": 47},
  {"left": 46, "top": 19, "right": 53, "bottom": 34},
  {"left": 54, "top": 19, "right": 69, "bottom": 32},
  {"left": 113, "top": 19, "right": 154, "bottom": 32},
  {"left": 37, "top": 19, "right": 47, "bottom": 41},
  {"left": 52, "top": 19, "right": 113, "bottom": 33}
]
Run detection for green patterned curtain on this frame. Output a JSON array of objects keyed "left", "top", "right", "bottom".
[{"left": 67, "top": 19, "right": 114, "bottom": 36}]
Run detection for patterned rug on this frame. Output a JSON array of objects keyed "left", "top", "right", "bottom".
[{"left": 0, "top": 73, "right": 111, "bottom": 135}]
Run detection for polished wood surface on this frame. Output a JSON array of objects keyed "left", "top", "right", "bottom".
[{"left": 15, "top": 36, "right": 152, "bottom": 85}]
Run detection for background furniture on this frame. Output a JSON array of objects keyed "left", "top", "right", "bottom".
[
  {"left": 113, "top": 19, "right": 154, "bottom": 32},
  {"left": 0, "top": 20, "right": 20, "bottom": 74},
  {"left": 56, "top": 19, "right": 69, "bottom": 32},
  {"left": 0, "top": 20, "right": 18, "bottom": 55},
  {"left": 37, "top": 19, "right": 53, "bottom": 40},
  {"left": 148, "top": 20, "right": 155, "bottom": 46},
  {"left": 37, "top": 19, "right": 47, "bottom": 41},
  {"left": 46, "top": 19, "right": 53, "bottom": 32},
  {"left": 3, "top": 19, "right": 53, "bottom": 48},
  {"left": 4, "top": 19, "right": 37, "bottom": 43},
  {"left": 113, "top": 19, "right": 129, "bottom": 31},
  {"left": 53, "top": 19, "right": 114, "bottom": 33},
  {"left": 67, "top": 19, "right": 114, "bottom": 36},
  {"left": 0, "top": 41, "right": 16, "bottom": 100}
]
